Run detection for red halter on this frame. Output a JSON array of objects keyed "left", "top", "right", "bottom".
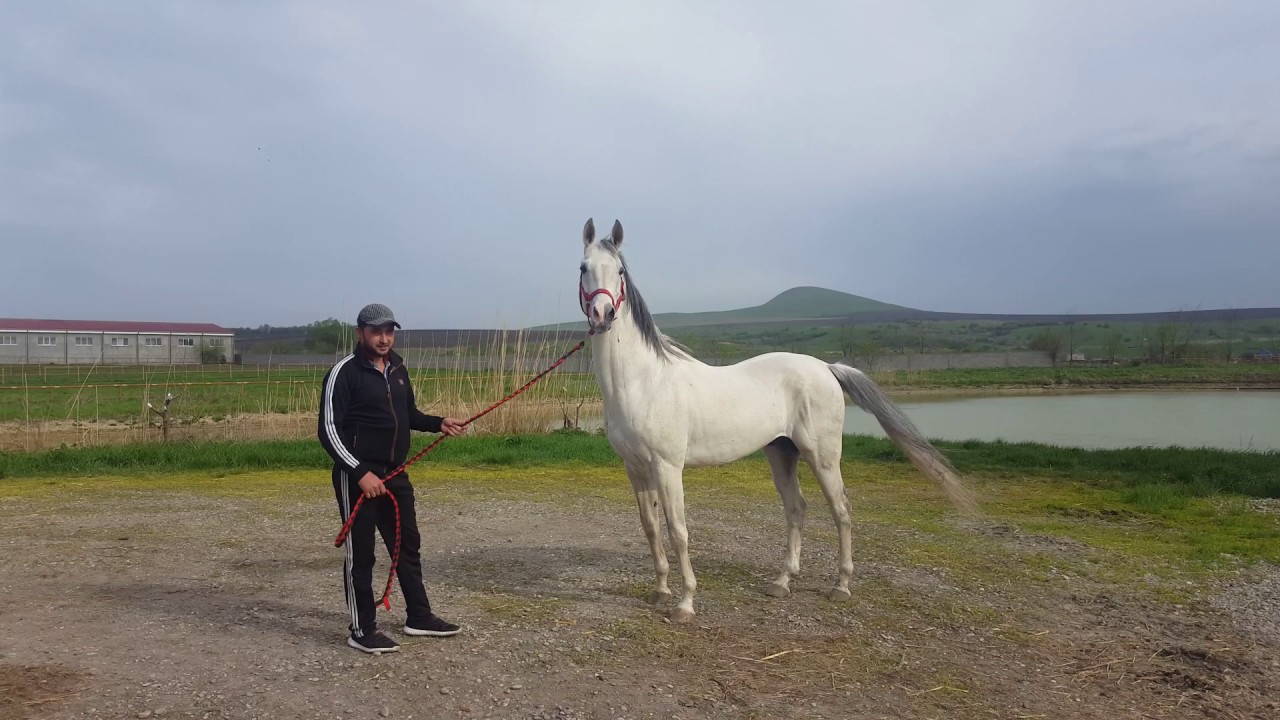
[{"left": 580, "top": 277, "right": 626, "bottom": 318}]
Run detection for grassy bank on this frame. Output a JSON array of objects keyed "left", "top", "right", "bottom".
[
  {"left": 3, "top": 431, "right": 1277, "bottom": 499},
  {"left": 2, "top": 437, "right": 1277, "bottom": 583},
  {"left": 4, "top": 362, "right": 1277, "bottom": 427}
]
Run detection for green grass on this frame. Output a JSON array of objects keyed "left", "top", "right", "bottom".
[
  {"left": 0, "top": 364, "right": 326, "bottom": 422},
  {"left": 666, "top": 316, "right": 1280, "bottom": 360},
  {"left": 0, "top": 364, "right": 601, "bottom": 423},
  {"left": 3, "top": 431, "right": 1277, "bottom": 498},
  {"left": 2, "top": 435, "right": 1276, "bottom": 621},
  {"left": 0, "top": 429, "right": 615, "bottom": 477},
  {"left": 988, "top": 480, "right": 1280, "bottom": 592},
  {"left": 5, "top": 360, "right": 1276, "bottom": 425},
  {"left": 901, "top": 436, "right": 1280, "bottom": 497},
  {"left": 474, "top": 593, "right": 569, "bottom": 623}
]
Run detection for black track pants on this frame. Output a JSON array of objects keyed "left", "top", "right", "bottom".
[{"left": 332, "top": 466, "right": 433, "bottom": 636}]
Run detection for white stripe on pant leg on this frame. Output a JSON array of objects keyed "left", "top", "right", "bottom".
[{"left": 341, "top": 471, "right": 361, "bottom": 637}]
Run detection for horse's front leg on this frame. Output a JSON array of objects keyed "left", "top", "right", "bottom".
[
  {"left": 626, "top": 461, "right": 671, "bottom": 605},
  {"left": 655, "top": 463, "right": 697, "bottom": 623}
]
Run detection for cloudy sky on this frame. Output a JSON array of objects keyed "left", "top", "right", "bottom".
[{"left": 2, "top": 1, "right": 1277, "bottom": 329}]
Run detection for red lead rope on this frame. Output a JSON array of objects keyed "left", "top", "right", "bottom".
[{"left": 333, "top": 333, "right": 592, "bottom": 609}]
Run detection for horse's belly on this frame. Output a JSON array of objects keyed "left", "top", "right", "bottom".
[{"left": 683, "top": 406, "right": 787, "bottom": 467}]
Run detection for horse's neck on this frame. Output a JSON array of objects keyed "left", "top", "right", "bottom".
[{"left": 591, "top": 314, "right": 668, "bottom": 400}]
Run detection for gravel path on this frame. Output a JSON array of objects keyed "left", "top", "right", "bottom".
[{"left": 1, "top": 478, "right": 1277, "bottom": 719}]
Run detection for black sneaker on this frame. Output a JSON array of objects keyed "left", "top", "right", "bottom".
[
  {"left": 404, "top": 615, "right": 460, "bottom": 637},
  {"left": 347, "top": 630, "right": 400, "bottom": 654}
]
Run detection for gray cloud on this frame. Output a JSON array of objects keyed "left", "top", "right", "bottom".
[{"left": 2, "top": 1, "right": 1276, "bottom": 329}]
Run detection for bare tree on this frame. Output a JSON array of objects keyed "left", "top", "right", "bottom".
[
  {"left": 147, "top": 392, "right": 175, "bottom": 442},
  {"left": 1030, "top": 330, "right": 1065, "bottom": 368},
  {"left": 854, "top": 340, "right": 885, "bottom": 373},
  {"left": 889, "top": 324, "right": 910, "bottom": 354},
  {"left": 838, "top": 323, "right": 858, "bottom": 360},
  {"left": 1103, "top": 328, "right": 1124, "bottom": 365},
  {"left": 904, "top": 320, "right": 928, "bottom": 353},
  {"left": 560, "top": 389, "right": 587, "bottom": 430},
  {"left": 1222, "top": 309, "right": 1239, "bottom": 362},
  {"left": 1148, "top": 323, "right": 1177, "bottom": 364},
  {"left": 1172, "top": 308, "right": 1201, "bottom": 361}
]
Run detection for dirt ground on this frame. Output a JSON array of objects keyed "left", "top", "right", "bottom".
[{"left": 1, "top": 474, "right": 1277, "bottom": 720}]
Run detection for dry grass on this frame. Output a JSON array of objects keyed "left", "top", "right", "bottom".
[
  {"left": 1, "top": 329, "right": 601, "bottom": 451},
  {"left": 412, "top": 328, "right": 599, "bottom": 435}
]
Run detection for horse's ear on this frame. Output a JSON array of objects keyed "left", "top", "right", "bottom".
[
  {"left": 611, "top": 219, "right": 624, "bottom": 247},
  {"left": 582, "top": 218, "right": 596, "bottom": 246}
]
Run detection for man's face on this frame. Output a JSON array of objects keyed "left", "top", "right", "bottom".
[{"left": 358, "top": 324, "right": 396, "bottom": 357}]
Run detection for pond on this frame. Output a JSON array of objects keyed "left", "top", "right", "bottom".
[{"left": 842, "top": 390, "right": 1279, "bottom": 452}]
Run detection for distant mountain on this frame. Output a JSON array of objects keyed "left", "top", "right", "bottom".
[{"left": 531, "top": 286, "right": 909, "bottom": 331}]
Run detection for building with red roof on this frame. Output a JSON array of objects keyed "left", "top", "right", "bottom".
[{"left": 0, "top": 318, "right": 234, "bottom": 365}]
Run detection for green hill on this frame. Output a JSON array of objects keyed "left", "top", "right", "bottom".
[
  {"left": 531, "top": 286, "right": 909, "bottom": 331},
  {"left": 653, "top": 286, "right": 908, "bottom": 328}
]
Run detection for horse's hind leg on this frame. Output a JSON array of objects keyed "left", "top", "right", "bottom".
[
  {"left": 626, "top": 461, "right": 672, "bottom": 605},
  {"left": 801, "top": 443, "right": 855, "bottom": 602},
  {"left": 764, "top": 437, "right": 804, "bottom": 599}
]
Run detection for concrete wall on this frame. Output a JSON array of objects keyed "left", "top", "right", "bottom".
[
  {"left": 842, "top": 350, "right": 1054, "bottom": 372},
  {"left": 27, "top": 333, "right": 63, "bottom": 364},
  {"left": 67, "top": 335, "right": 101, "bottom": 364},
  {"left": 200, "top": 337, "right": 232, "bottom": 363},
  {"left": 102, "top": 334, "right": 137, "bottom": 364},
  {"left": 0, "top": 333, "right": 22, "bottom": 364},
  {"left": 0, "top": 331, "right": 234, "bottom": 365}
]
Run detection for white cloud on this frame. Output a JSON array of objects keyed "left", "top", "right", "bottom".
[{"left": 0, "top": 1, "right": 1277, "bottom": 325}]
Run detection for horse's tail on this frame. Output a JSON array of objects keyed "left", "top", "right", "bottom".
[{"left": 828, "top": 363, "right": 977, "bottom": 515}]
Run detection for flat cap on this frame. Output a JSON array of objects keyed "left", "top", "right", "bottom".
[{"left": 356, "top": 303, "right": 401, "bottom": 328}]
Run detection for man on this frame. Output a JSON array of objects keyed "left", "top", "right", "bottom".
[{"left": 318, "top": 302, "right": 466, "bottom": 654}]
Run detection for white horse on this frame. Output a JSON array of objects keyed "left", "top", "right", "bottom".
[{"left": 578, "top": 218, "right": 977, "bottom": 623}]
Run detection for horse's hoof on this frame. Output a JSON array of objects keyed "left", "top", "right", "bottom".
[
  {"left": 828, "top": 588, "right": 852, "bottom": 602},
  {"left": 646, "top": 590, "right": 673, "bottom": 606},
  {"left": 669, "top": 608, "right": 695, "bottom": 623},
  {"left": 764, "top": 583, "right": 790, "bottom": 598}
]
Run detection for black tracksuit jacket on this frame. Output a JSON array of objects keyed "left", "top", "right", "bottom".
[{"left": 317, "top": 346, "right": 443, "bottom": 480}]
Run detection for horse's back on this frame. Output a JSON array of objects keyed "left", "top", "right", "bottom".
[
  {"left": 716, "top": 351, "right": 841, "bottom": 391},
  {"left": 694, "top": 350, "right": 847, "bottom": 430},
  {"left": 606, "top": 351, "right": 848, "bottom": 467}
]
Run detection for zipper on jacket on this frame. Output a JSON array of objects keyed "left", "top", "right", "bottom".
[{"left": 385, "top": 365, "right": 398, "bottom": 463}]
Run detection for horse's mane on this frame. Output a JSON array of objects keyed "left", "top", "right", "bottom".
[{"left": 600, "top": 238, "right": 694, "bottom": 363}]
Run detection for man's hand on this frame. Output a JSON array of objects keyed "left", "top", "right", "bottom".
[
  {"left": 358, "top": 472, "right": 387, "bottom": 499},
  {"left": 440, "top": 417, "right": 466, "bottom": 437}
]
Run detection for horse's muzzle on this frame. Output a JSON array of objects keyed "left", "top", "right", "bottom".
[{"left": 587, "top": 304, "right": 616, "bottom": 333}]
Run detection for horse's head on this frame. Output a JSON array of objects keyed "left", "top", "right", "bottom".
[{"left": 580, "top": 217, "right": 627, "bottom": 333}]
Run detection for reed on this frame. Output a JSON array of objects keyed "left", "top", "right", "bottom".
[
  {"left": 412, "top": 327, "right": 599, "bottom": 435},
  {"left": 1, "top": 330, "right": 601, "bottom": 450}
]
